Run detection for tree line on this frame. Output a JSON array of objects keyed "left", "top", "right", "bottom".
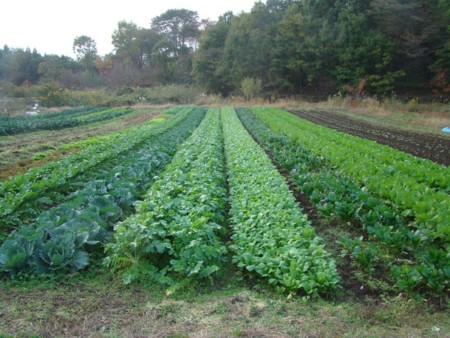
[
  {"left": 0, "top": 9, "right": 203, "bottom": 90},
  {"left": 1, "top": 1, "right": 449, "bottom": 99},
  {"left": 194, "top": 0, "right": 450, "bottom": 98}
]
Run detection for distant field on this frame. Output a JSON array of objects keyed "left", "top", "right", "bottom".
[
  {"left": 0, "top": 107, "right": 163, "bottom": 178},
  {"left": 290, "top": 109, "right": 450, "bottom": 166}
]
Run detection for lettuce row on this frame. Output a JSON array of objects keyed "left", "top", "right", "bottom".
[
  {"left": 253, "top": 108, "right": 449, "bottom": 241},
  {"left": 247, "top": 107, "right": 448, "bottom": 295}
]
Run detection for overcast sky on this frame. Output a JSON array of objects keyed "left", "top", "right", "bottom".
[{"left": 0, "top": 0, "right": 256, "bottom": 57}]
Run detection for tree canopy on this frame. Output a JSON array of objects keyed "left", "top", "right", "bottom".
[
  {"left": 195, "top": 0, "right": 450, "bottom": 97},
  {"left": 73, "top": 35, "right": 98, "bottom": 72}
]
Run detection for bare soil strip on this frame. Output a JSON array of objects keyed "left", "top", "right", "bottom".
[{"left": 290, "top": 110, "right": 450, "bottom": 166}]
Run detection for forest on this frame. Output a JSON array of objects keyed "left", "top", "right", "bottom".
[{"left": 0, "top": 0, "right": 449, "bottom": 100}]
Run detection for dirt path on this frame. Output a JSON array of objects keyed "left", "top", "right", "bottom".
[{"left": 290, "top": 110, "right": 450, "bottom": 166}]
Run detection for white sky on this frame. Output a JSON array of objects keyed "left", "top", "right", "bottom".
[{"left": 0, "top": 0, "right": 256, "bottom": 57}]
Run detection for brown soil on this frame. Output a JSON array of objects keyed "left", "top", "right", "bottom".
[{"left": 290, "top": 110, "right": 450, "bottom": 166}]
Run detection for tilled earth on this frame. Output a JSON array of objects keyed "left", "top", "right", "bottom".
[{"left": 290, "top": 110, "right": 450, "bottom": 166}]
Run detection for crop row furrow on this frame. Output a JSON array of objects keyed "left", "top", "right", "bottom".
[
  {"left": 241, "top": 108, "right": 448, "bottom": 295},
  {"left": 264, "top": 109, "right": 448, "bottom": 190},
  {"left": 253, "top": 108, "right": 449, "bottom": 241}
]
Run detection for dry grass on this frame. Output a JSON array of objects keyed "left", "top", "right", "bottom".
[
  {"left": 195, "top": 95, "right": 450, "bottom": 136},
  {"left": 0, "top": 271, "right": 448, "bottom": 338}
]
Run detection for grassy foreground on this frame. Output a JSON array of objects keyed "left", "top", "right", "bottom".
[{"left": 0, "top": 269, "right": 448, "bottom": 337}]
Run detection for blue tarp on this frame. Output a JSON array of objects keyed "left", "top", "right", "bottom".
[{"left": 442, "top": 127, "right": 450, "bottom": 133}]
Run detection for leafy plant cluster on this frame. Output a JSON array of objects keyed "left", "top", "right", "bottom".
[
  {"left": 0, "top": 106, "right": 99, "bottom": 133},
  {"left": 0, "top": 107, "right": 206, "bottom": 276},
  {"left": 0, "top": 117, "right": 165, "bottom": 234},
  {"left": 243, "top": 107, "right": 449, "bottom": 295},
  {"left": 255, "top": 109, "right": 449, "bottom": 239},
  {"left": 222, "top": 107, "right": 339, "bottom": 295},
  {"left": 105, "top": 108, "right": 227, "bottom": 286},
  {"left": 0, "top": 107, "right": 132, "bottom": 135},
  {"left": 0, "top": 106, "right": 198, "bottom": 232}
]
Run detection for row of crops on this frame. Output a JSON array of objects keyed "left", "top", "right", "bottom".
[
  {"left": 0, "top": 106, "right": 447, "bottom": 297},
  {"left": 238, "top": 108, "right": 449, "bottom": 295},
  {"left": 0, "top": 106, "right": 201, "bottom": 231},
  {"left": 0, "top": 106, "right": 132, "bottom": 135},
  {"left": 105, "top": 108, "right": 339, "bottom": 295}
]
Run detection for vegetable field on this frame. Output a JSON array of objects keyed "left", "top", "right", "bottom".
[
  {"left": 0, "top": 107, "right": 134, "bottom": 136},
  {"left": 0, "top": 105, "right": 448, "bottom": 336}
]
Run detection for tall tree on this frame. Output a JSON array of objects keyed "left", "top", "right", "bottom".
[
  {"left": 273, "top": 0, "right": 338, "bottom": 94},
  {"left": 150, "top": 9, "right": 201, "bottom": 83},
  {"left": 151, "top": 9, "right": 200, "bottom": 56},
  {"left": 0, "top": 47, "right": 42, "bottom": 85},
  {"left": 72, "top": 35, "right": 98, "bottom": 73},
  {"left": 151, "top": 38, "right": 177, "bottom": 83},
  {"left": 193, "top": 12, "right": 234, "bottom": 94},
  {"left": 217, "top": 0, "right": 291, "bottom": 94},
  {"left": 372, "top": 0, "right": 448, "bottom": 91},
  {"left": 38, "top": 55, "right": 81, "bottom": 82},
  {"left": 138, "top": 28, "right": 162, "bottom": 68},
  {"left": 432, "top": 0, "right": 450, "bottom": 95},
  {"left": 112, "top": 21, "right": 142, "bottom": 68},
  {"left": 333, "top": 0, "right": 404, "bottom": 93}
]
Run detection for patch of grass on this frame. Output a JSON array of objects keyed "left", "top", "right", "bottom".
[{"left": 0, "top": 267, "right": 448, "bottom": 337}]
